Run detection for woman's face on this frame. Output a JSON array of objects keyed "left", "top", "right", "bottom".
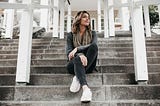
[{"left": 80, "top": 13, "right": 90, "bottom": 26}]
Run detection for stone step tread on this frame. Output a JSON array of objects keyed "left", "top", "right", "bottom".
[
  {"left": 1, "top": 46, "right": 160, "bottom": 51},
  {"left": 1, "top": 46, "right": 160, "bottom": 49},
  {"left": 0, "top": 64, "right": 160, "bottom": 67},
  {"left": 1, "top": 100, "right": 160, "bottom": 103},
  {"left": 0, "top": 57, "right": 159, "bottom": 60},
  {"left": 1, "top": 37, "right": 160, "bottom": 42},
  {"left": 0, "top": 100, "right": 160, "bottom": 106},
  {"left": 0, "top": 51, "right": 159, "bottom": 54},
  {"left": 1, "top": 41, "right": 160, "bottom": 43},
  {"left": 0, "top": 58, "right": 159, "bottom": 66},
  {"left": 1, "top": 85, "right": 160, "bottom": 101},
  {"left": 1, "top": 42, "right": 160, "bottom": 46},
  {"left": 0, "top": 56, "right": 160, "bottom": 62},
  {"left": 1, "top": 51, "right": 160, "bottom": 59},
  {"left": 1, "top": 41, "right": 160, "bottom": 45},
  {"left": 0, "top": 64, "right": 160, "bottom": 74},
  {"left": 1, "top": 84, "right": 160, "bottom": 87},
  {"left": 0, "top": 72, "right": 159, "bottom": 75},
  {"left": 1, "top": 47, "right": 160, "bottom": 52},
  {"left": 0, "top": 73, "right": 160, "bottom": 85}
]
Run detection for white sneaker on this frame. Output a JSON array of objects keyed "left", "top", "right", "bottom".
[
  {"left": 80, "top": 88, "right": 92, "bottom": 103},
  {"left": 70, "top": 76, "right": 80, "bottom": 93}
]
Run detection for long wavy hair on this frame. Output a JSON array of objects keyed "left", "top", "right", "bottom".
[{"left": 72, "top": 11, "right": 91, "bottom": 34}]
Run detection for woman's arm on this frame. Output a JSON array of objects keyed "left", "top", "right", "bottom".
[{"left": 66, "top": 32, "right": 74, "bottom": 59}]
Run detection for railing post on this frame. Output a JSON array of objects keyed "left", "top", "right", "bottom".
[
  {"left": 40, "top": 0, "right": 49, "bottom": 31},
  {"left": 108, "top": 0, "right": 115, "bottom": 36},
  {"left": 5, "top": 0, "right": 15, "bottom": 39},
  {"left": 130, "top": 0, "right": 148, "bottom": 84},
  {"left": 59, "top": 0, "right": 64, "bottom": 39},
  {"left": 52, "top": 0, "right": 59, "bottom": 37},
  {"left": 67, "top": 4, "right": 71, "bottom": 33},
  {"left": 143, "top": 5, "right": 151, "bottom": 37},
  {"left": 120, "top": 0, "right": 130, "bottom": 31},
  {"left": 16, "top": 0, "right": 33, "bottom": 84},
  {"left": 97, "top": 0, "right": 102, "bottom": 33},
  {"left": 158, "top": 5, "right": 160, "bottom": 23},
  {"left": 103, "top": 0, "right": 109, "bottom": 38}
]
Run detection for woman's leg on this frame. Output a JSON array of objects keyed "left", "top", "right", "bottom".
[
  {"left": 73, "top": 56, "right": 88, "bottom": 86},
  {"left": 67, "top": 60, "right": 75, "bottom": 75},
  {"left": 67, "top": 56, "right": 88, "bottom": 86},
  {"left": 85, "top": 43, "right": 98, "bottom": 73}
]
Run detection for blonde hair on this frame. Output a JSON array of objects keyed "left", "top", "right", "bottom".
[{"left": 72, "top": 11, "right": 91, "bottom": 34}]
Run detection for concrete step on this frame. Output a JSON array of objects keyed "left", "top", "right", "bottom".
[
  {"left": 0, "top": 57, "right": 159, "bottom": 66},
  {"left": 103, "top": 73, "right": 160, "bottom": 85},
  {"left": 0, "top": 85, "right": 160, "bottom": 101},
  {"left": 1, "top": 37, "right": 160, "bottom": 45},
  {"left": 1, "top": 43, "right": 160, "bottom": 50},
  {"left": 1, "top": 46, "right": 160, "bottom": 54},
  {"left": 2, "top": 42, "right": 160, "bottom": 47},
  {"left": 0, "top": 73, "right": 160, "bottom": 86},
  {"left": 99, "top": 57, "right": 160, "bottom": 65},
  {"left": 0, "top": 38, "right": 65, "bottom": 43},
  {"left": 1, "top": 51, "right": 160, "bottom": 59},
  {"left": 0, "top": 100, "right": 160, "bottom": 106},
  {"left": 1, "top": 36, "right": 160, "bottom": 44},
  {"left": 0, "top": 65, "right": 99, "bottom": 74},
  {"left": 0, "top": 74, "right": 102, "bottom": 86},
  {"left": 101, "top": 64, "right": 160, "bottom": 73},
  {"left": 0, "top": 64, "right": 160, "bottom": 74}
]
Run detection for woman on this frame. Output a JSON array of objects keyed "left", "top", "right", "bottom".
[{"left": 66, "top": 11, "right": 98, "bottom": 103}]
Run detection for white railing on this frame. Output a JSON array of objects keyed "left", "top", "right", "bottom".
[
  {"left": 0, "top": 1, "right": 56, "bottom": 84},
  {"left": 0, "top": 0, "right": 159, "bottom": 84},
  {"left": 0, "top": 2, "right": 54, "bottom": 9}
]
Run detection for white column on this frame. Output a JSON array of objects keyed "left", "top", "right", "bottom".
[
  {"left": 103, "top": 0, "right": 109, "bottom": 38},
  {"left": 52, "top": 0, "right": 59, "bottom": 37},
  {"left": 59, "top": 0, "right": 64, "bottom": 39},
  {"left": 131, "top": 0, "right": 148, "bottom": 83},
  {"left": 143, "top": 5, "right": 151, "bottom": 37},
  {"left": 108, "top": 0, "right": 115, "bottom": 36},
  {"left": 67, "top": 5, "right": 71, "bottom": 32},
  {"left": 3, "top": 10, "right": 7, "bottom": 29},
  {"left": 16, "top": 0, "right": 33, "bottom": 83},
  {"left": 120, "top": 0, "right": 130, "bottom": 31},
  {"left": 97, "top": 0, "right": 102, "bottom": 32},
  {"left": 48, "top": 0, "right": 54, "bottom": 31},
  {"left": 158, "top": 5, "right": 160, "bottom": 23},
  {"left": 40, "top": 0, "right": 49, "bottom": 31},
  {"left": 5, "top": 0, "right": 15, "bottom": 39}
]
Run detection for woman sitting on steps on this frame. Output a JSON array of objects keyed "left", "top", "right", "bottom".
[{"left": 66, "top": 10, "right": 98, "bottom": 103}]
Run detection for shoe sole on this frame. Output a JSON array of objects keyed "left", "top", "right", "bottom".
[
  {"left": 81, "top": 100, "right": 91, "bottom": 103},
  {"left": 69, "top": 90, "right": 80, "bottom": 93}
]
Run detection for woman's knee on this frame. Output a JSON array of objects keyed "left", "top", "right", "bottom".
[
  {"left": 73, "top": 56, "right": 82, "bottom": 64},
  {"left": 66, "top": 62, "right": 75, "bottom": 75}
]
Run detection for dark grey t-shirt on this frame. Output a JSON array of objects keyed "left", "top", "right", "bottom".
[{"left": 66, "top": 30, "right": 97, "bottom": 60}]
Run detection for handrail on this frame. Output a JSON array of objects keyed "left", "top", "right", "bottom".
[
  {"left": 109, "top": 0, "right": 160, "bottom": 8},
  {"left": 0, "top": 2, "right": 55, "bottom": 9},
  {"left": 136, "top": 0, "right": 160, "bottom": 6},
  {"left": 0, "top": 1, "right": 159, "bottom": 10}
]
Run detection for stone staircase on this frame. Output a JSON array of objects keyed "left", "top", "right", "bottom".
[{"left": 0, "top": 34, "right": 160, "bottom": 106}]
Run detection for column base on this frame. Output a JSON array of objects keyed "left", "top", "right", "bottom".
[
  {"left": 137, "top": 80, "right": 148, "bottom": 85},
  {"left": 16, "top": 82, "right": 27, "bottom": 86}
]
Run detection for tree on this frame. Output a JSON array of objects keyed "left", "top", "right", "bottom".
[{"left": 149, "top": 5, "right": 159, "bottom": 27}]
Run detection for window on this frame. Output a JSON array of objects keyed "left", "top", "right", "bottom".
[{"left": 101, "top": 18, "right": 104, "bottom": 31}]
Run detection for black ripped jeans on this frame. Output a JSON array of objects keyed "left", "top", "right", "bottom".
[{"left": 67, "top": 43, "right": 98, "bottom": 86}]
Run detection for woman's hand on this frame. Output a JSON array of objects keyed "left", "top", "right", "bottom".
[
  {"left": 79, "top": 55, "right": 88, "bottom": 66},
  {"left": 68, "top": 48, "right": 77, "bottom": 60}
]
